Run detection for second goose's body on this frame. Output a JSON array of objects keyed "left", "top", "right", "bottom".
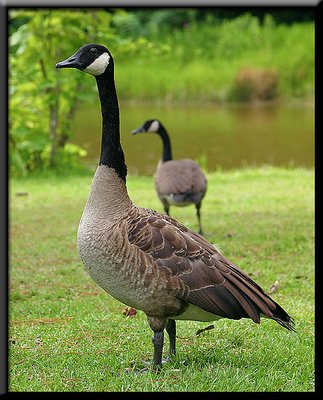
[
  {"left": 132, "top": 120, "right": 207, "bottom": 234},
  {"left": 57, "top": 44, "right": 294, "bottom": 371}
]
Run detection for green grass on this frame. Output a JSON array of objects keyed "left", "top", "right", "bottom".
[{"left": 9, "top": 166, "right": 314, "bottom": 392}]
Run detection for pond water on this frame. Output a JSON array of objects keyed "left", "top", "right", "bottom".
[{"left": 73, "top": 101, "right": 314, "bottom": 175}]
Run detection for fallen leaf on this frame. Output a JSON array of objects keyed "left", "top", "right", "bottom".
[
  {"left": 268, "top": 280, "right": 280, "bottom": 294},
  {"left": 123, "top": 307, "right": 137, "bottom": 317}
]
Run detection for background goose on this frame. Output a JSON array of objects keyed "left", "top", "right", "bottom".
[
  {"left": 132, "top": 119, "right": 207, "bottom": 235},
  {"left": 56, "top": 43, "right": 295, "bottom": 372}
]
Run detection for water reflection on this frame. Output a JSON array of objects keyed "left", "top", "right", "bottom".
[{"left": 73, "top": 102, "right": 314, "bottom": 175}]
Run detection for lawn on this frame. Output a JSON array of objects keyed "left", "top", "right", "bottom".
[{"left": 9, "top": 166, "right": 314, "bottom": 392}]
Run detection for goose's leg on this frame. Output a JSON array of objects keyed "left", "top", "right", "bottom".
[
  {"left": 196, "top": 203, "right": 203, "bottom": 235},
  {"left": 147, "top": 316, "right": 167, "bottom": 371},
  {"left": 166, "top": 319, "right": 176, "bottom": 357},
  {"left": 164, "top": 205, "right": 170, "bottom": 216},
  {"left": 152, "top": 331, "right": 164, "bottom": 371}
]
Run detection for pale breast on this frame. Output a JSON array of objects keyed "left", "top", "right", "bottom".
[
  {"left": 77, "top": 217, "right": 142, "bottom": 308},
  {"left": 77, "top": 214, "right": 185, "bottom": 316}
]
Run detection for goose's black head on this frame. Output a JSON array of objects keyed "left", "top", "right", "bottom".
[
  {"left": 131, "top": 119, "right": 163, "bottom": 135},
  {"left": 56, "top": 44, "right": 112, "bottom": 76}
]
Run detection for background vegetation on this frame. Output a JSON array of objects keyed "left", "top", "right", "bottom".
[{"left": 9, "top": 8, "right": 314, "bottom": 176}]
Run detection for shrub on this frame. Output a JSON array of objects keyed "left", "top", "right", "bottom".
[{"left": 230, "top": 67, "right": 279, "bottom": 102}]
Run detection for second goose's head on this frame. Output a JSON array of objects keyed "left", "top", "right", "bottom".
[
  {"left": 131, "top": 119, "right": 163, "bottom": 135},
  {"left": 56, "top": 44, "right": 112, "bottom": 76}
]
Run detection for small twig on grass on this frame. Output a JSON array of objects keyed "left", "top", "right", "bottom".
[
  {"left": 32, "top": 365, "right": 51, "bottom": 390},
  {"left": 76, "top": 321, "right": 94, "bottom": 343},
  {"left": 195, "top": 324, "right": 215, "bottom": 336}
]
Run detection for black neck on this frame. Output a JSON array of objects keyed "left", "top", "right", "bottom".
[
  {"left": 157, "top": 125, "right": 172, "bottom": 162},
  {"left": 96, "top": 67, "right": 127, "bottom": 181}
]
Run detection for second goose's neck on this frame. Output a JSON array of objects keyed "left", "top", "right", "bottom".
[
  {"left": 157, "top": 126, "right": 172, "bottom": 162},
  {"left": 96, "top": 68, "right": 127, "bottom": 181}
]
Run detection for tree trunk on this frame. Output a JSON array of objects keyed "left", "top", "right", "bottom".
[
  {"left": 49, "top": 101, "right": 59, "bottom": 168},
  {"left": 39, "top": 58, "right": 60, "bottom": 168},
  {"left": 58, "top": 81, "right": 82, "bottom": 148}
]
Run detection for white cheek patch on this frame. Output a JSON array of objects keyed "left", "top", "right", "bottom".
[
  {"left": 148, "top": 120, "right": 160, "bottom": 132},
  {"left": 85, "top": 52, "right": 110, "bottom": 76}
]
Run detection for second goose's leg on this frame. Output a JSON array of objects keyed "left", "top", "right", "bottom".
[{"left": 196, "top": 203, "right": 203, "bottom": 235}]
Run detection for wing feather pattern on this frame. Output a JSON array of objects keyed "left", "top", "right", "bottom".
[
  {"left": 155, "top": 159, "right": 207, "bottom": 199},
  {"left": 127, "top": 207, "right": 295, "bottom": 331}
]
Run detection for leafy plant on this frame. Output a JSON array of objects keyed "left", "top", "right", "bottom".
[
  {"left": 9, "top": 9, "right": 147, "bottom": 176},
  {"left": 116, "top": 13, "right": 313, "bottom": 103}
]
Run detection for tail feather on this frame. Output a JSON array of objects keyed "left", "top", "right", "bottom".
[
  {"left": 224, "top": 259, "right": 296, "bottom": 331},
  {"left": 269, "top": 301, "right": 296, "bottom": 332}
]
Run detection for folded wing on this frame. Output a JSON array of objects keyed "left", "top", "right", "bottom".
[{"left": 127, "top": 208, "right": 295, "bottom": 331}]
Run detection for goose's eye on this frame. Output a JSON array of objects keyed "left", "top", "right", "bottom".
[{"left": 90, "top": 48, "right": 98, "bottom": 55}]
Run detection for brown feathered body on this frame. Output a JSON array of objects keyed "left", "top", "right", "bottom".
[
  {"left": 155, "top": 159, "right": 207, "bottom": 209},
  {"left": 78, "top": 165, "right": 294, "bottom": 333}
]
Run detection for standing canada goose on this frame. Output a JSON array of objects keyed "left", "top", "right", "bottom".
[
  {"left": 132, "top": 120, "right": 207, "bottom": 235},
  {"left": 56, "top": 44, "right": 295, "bottom": 372}
]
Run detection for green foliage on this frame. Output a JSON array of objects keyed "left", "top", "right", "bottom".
[
  {"left": 116, "top": 13, "right": 313, "bottom": 103},
  {"left": 41, "top": 143, "right": 88, "bottom": 172},
  {"left": 9, "top": 10, "right": 105, "bottom": 175},
  {"left": 133, "top": 8, "right": 314, "bottom": 27},
  {"left": 9, "top": 9, "right": 148, "bottom": 177},
  {"left": 111, "top": 9, "right": 143, "bottom": 39}
]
